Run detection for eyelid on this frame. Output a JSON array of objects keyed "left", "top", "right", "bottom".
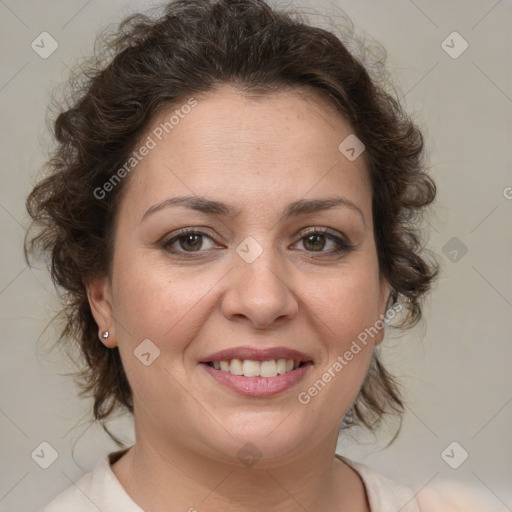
[
  {"left": 160, "top": 225, "right": 355, "bottom": 259},
  {"left": 296, "top": 225, "right": 349, "bottom": 241},
  {"left": 295, "top": 226, "right": 355, "bottom": 253},
  {"left": 160, "top": 227, "right": 218, "bottom": 249}
]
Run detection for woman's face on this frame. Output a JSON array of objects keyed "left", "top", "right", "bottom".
[{"left": 89, "top": 85, "right": 390, "bottom": 466}]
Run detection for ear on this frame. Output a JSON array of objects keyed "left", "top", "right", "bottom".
[
  {"left": 373, "top": 276, "right": 392, "bottom": 347},
  {"left": 84, "top": 275, "right": 117, "bottom": 348}
]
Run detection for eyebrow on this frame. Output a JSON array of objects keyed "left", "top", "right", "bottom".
[{"left": 140, "top": 195, "right": 365, "bottom": 225}]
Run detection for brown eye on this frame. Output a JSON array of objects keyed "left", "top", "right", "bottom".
[
  {"left": 161, "top": 227, "right": 353, "bottom": 257},
  {"left": 296, "top": 228, "right": 353, "bottom": 255},
  {"left": 303, "top": 233, "right": 327, "bottom": 251},
  {"left": 177, "top": 233, "right": 203, "bottom": 251},
  {"left": 162, "top": 230, "right": 216, "bottom": 254}
]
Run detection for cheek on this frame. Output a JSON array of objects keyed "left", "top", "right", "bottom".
[
  {"left": 112, "top": 246, "right": 219, "bottom": 338},
  {"left": 303, "top": 257, "right": 382, "bottom": 401},
  {"left": 300, "top": 272, "right": 379, "bottom": 418},
  {"left": 110, "top": 248, "right": 235, "bottom": 395},
  {"left": 309, "top": 259, "right": 383, "bottom": 340}
]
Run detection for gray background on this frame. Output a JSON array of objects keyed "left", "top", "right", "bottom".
[{"left": 0, "top": 0, "right": 511, "bottom": 510}]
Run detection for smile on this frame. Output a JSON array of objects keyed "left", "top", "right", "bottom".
[
  {"left": 200, "top": 360, "right": 313, "bottom": 397},
  {"left": 205, "top": 358, "right": 307, "bottom": 378}
]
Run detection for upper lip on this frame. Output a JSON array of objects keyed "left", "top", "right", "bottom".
[{"left": 200, "top": 346, "right": 313, "bottom": 363}]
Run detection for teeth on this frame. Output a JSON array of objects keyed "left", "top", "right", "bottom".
[
  {"left": 276, "top": 358, "right": 287, "bottom": 375},
  {"left": 230, "top": 358, "right": 243, "bottom": 375},
  {"left": 211, "top": 359, "right": 303, "bottom": 377},
  {"left": 260, "top": 360, "right": 277, "bottom": 377},
  {"left": 242, "top": 359, "right": 260, "bottom": 377}
]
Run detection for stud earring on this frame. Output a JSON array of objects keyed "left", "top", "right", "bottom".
[{"left": 101, "top": 330, "right": 109, "bottom": 339}]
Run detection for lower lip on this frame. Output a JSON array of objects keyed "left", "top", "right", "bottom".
[{"left": 200, "top": 362, "right": 313, "bottom": 397}]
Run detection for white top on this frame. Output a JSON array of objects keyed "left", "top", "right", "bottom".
[{"left": 40, "top": 449, "right": 422, "bottom": 512}]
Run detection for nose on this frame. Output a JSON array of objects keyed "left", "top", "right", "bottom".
[{"left": 220, "top": 246, "right": 299, "bottom": 330}]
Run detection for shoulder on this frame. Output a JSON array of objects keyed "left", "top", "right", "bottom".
[
  {"left": 416, "top": 479, "right": 507, "bottom": 512},
  {"left": 337, "top": 454, "right": 421, "bottom": 512},
  {"left": 40, "top": 461, "right": 101, "bottom": 512},
  {"left": 337, "top": 455, "right": 503, "bottom": 512},
  {"left": 40, "top": 451, "right": 142, "bottom": 512}
]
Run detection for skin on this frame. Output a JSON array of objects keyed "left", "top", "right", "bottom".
[{"left": 86, "top": 84, "right": 390, "bottom": 512}]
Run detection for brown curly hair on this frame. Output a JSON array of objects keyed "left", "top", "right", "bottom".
[{"left": 25, "top": 0, "right": 439, "bottom": 445}]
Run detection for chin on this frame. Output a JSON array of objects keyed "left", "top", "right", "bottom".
[{"left": 200, "top": 420, "right": 316, "bottom": 468}]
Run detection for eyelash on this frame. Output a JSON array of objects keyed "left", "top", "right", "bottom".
[{"left": 161, "top": 227, "right": 354, "bottom": 257}]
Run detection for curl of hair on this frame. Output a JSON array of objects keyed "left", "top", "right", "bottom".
[{"left": 25, "top": 0, "right": 439, "bottom": 444}]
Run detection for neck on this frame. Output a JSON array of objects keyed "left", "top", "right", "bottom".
[{"left": 111, "top": 426, "right": 369, "bottom": 512}]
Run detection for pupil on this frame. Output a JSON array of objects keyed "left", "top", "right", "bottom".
[
  {"left": 182, "top": 234, "right": 201, "bottom": 251},
  {"left": 306, "top": 234, "right": 324, "bottom": 251}
]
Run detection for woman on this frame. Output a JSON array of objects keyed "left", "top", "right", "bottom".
[{"left": 27, "top": 0, "right": 441, "bottom": 510}]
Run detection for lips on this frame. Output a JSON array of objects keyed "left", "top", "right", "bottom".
[{"left": 198, "top": 346, "right": 314, "bottom": 397}]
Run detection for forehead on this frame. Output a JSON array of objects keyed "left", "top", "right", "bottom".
[{"left": 118, "top": 85, "right": 372, "bottom": 223}]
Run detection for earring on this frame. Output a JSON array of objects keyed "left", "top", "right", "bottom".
[{"left": 101, "top": 330, "right": 109, "bottom": 339}]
